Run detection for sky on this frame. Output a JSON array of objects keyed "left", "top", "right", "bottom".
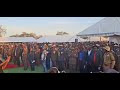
[{"left": 0, "top": 17, "right": 105, "bottom": 37}]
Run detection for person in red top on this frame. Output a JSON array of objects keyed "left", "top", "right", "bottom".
[{"left": 91, "top": 46, "right": 102, "bottom": 73}]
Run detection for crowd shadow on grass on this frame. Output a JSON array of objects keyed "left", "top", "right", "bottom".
[{"left": 4, "top": 66, "right": 44, "bottom": 73}]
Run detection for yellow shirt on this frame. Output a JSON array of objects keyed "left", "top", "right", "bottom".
[{"left": 104, "top": 52, "right": 115, "bottom": 65}]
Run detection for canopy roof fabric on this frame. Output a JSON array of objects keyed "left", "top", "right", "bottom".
[
  {"left": 0, "top": 37, "right": 37, "bottom": 42},
  {"left": 37, "top": 35, "right": 85, "bottom": 43},
  {"left": 77, "top": 17, "right": 120, "bottom": 37}
]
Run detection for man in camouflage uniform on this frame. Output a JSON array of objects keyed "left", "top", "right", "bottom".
[
  {"left": 115, "top": 46, "right": 120, "bottom": 72},
  {"left": 103, "top": 46, "right": 116, "bottom": 72}
]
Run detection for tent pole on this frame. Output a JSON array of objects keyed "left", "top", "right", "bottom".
[{"left": 100, "top": 37, "right": 101, "bottom": 41}]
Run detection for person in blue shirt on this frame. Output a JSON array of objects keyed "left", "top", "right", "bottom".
[{"left": 78, "top": 47, "right": 87, "bottom": 73}]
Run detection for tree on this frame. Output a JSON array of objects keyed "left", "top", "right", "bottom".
[
  {"left": 10, "top": 32, "right": 43, "bottom": 39},
  {"left": 30, "top": 33, "right": 36, "bottom": 37},
  {"left": 63, "top": 32, "right": 69, "bottom": 35},
  {"left": 0, "top": 25, "right": 7, "bottom": 37},
  {"left": 56, "top": 31, "right": 69, "bottom": 35}
]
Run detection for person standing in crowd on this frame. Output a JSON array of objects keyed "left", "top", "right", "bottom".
[
  {"left": 35, "top": 45, "right": 40, "bottom": 66},
  {"left": 86, "top": 45, "right": 93, "bottom": 73},
  {"left": 22, "top": 44, "right": 29, "bottom": 70},
  {"left": 19, "top": 44, "right": 24, "bottom": 65},
  {"left": 103, "top": 46, "right": 116, "bottom": 72},
  {"left": 115, "top": 45, "right": 120, "bottom": 72},
  {"left": 3, "top": 47, "right": 8, "bottom": 60},
  {"left": 78, "top": 47, "right": 87, "bottom": 73},
  {"left": 39, "top": 45, "right": 43, "bottom": 64},
  {"left": 64, "top": 46, "right": 69, "bottom": 70},
  {"left": 91, "top": 46, "right": 102, "bottom": 73},
  {"left": 8, "top": 45, "right": 13, "bottom": 62},
  {"left": 51, "top": 46, "right": 58, "bottom": 67},
  {"left": 69, "top": 48, "right": 77, "bottom": 73},
  {"left": 13, "top": 44, "right": 18, "bottom": 65},
  {"left": 16, "top": 44, "right": 21, "bottom": 67},
  {"left": 41, "top": 49, "right": 47, "bottom": 72},
  {"left": 28, "top": 48, "right": 35, "bottom": 71},
  {"left": 110, "top": 45, "right": 118, "bottom": 70},
  {"left": 57, "top": 47, "right": 66, "bottom": 71},
  {"left": 96, "top": 44, "right": 104, "bottom": 71},
  {"left": 74, "top": 47, "right": 79, "bottom": 72},
  {"left": 0, "top": 46, "right": 3, "bottom": 57},
  {"left": 0, "top": 54, "right": 4, "bottom": 73},
  {"left": 46, "top": 49, "right": 51, "bottom": 71}
]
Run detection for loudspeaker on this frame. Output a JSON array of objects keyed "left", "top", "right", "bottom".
[{"left": 75, "top": 39, "right": 78, "bottom": 43}]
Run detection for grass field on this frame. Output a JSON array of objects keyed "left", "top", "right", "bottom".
[{"left": 3, "top": 65, "right": 44, "bottom": 73}]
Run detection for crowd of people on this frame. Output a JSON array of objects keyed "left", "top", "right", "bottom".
[{"left": 0, "top": 41, "right": 120, "bottom": 73}]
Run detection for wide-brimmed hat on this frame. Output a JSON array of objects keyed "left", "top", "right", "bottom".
[{"left": 103, "top": 46, "right": 110, "bottom": 51}]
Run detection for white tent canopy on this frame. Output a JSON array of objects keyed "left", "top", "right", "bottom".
[
  {"left": 37, "top": 35, "right": 85, "bottom": 43},
  {"left": 77, "top": 17, "right": 120, "bottom": 37},
  {"left": 0, "top": 37, "right": 37, "bottom": 43},
  {"left": 85, "top": 37, "right": 108, "bottom": 42}
]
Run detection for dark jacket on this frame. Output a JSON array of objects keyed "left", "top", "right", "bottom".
[
  {"left": 86, "top": 50, "right": 93, "bottom": 64},
  {"left": 46, "top": 51, "right": 51, "bottom": 70},
  {"left": 86, "top": 49, "right": 101, "bottom": 66},
  {"left": 58, "top": 52, "right": 65, "bottom": 61},
  {"left": 51, "top": 51, "right": 58, "bottom": 61},
  {"left": 28, "top": 52, "right": 35, "bottom": 64}
]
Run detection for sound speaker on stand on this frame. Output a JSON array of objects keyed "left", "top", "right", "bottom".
[{"left": 75, "top": 39, "right": 78, "bottom": 43}]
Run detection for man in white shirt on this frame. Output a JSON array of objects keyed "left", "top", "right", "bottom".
[
  {"left": 88, "top": 49, "right": 92, "bottom": 56},
  {"left": 41, "top": 49, "right": 48, "bottom": 72},
  {"left": 86, "top": 45, "right": 93, "bottom": 73}
]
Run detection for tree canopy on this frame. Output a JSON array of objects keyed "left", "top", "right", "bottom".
[
  {"left": 56, "top": 31, "right": 69, "bottom": 35},
  {"left": 0, "top": 25, "right": 6, "bottom": 37},
  {"left": 10, "top": 32, "right": 42, "bottom": 39}
]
